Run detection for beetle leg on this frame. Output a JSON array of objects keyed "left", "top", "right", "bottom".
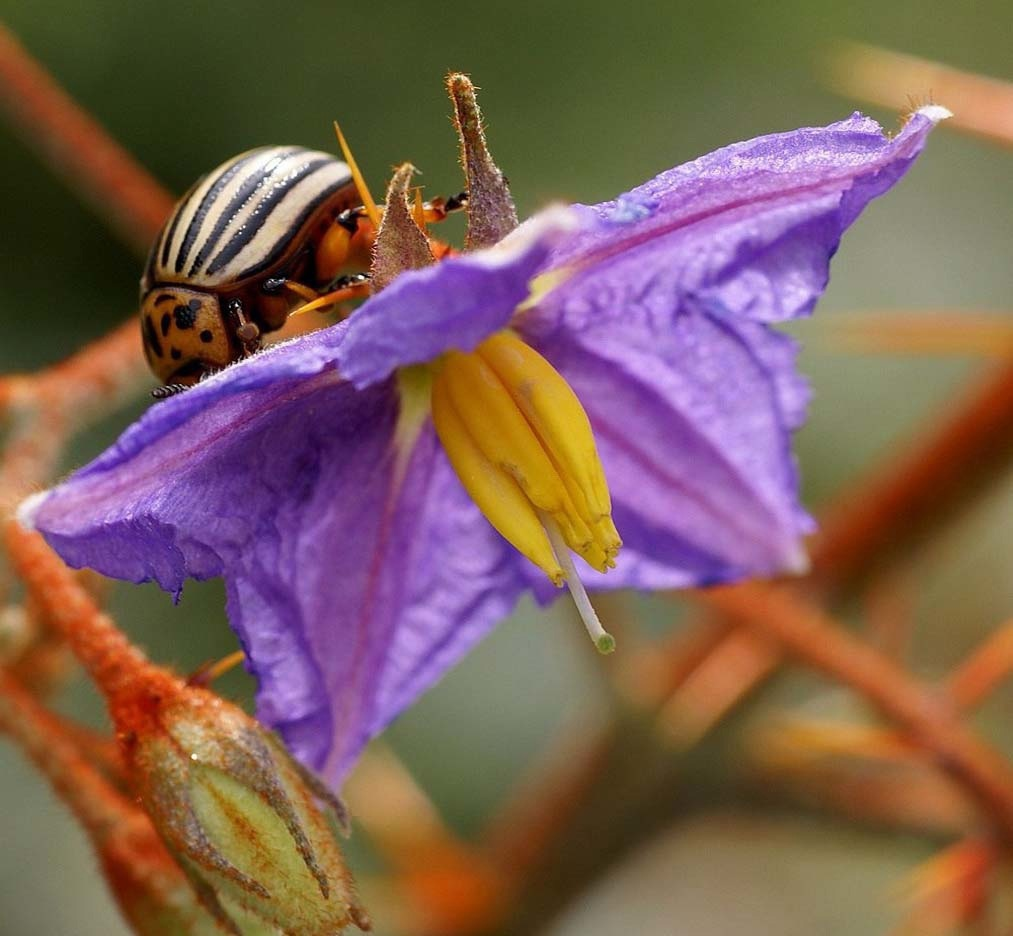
[
  {"left": 276, "top": 280, "right": 319, "bottom": 303},
  {"left": 321, "top": 271, "right": 370, "bottom": 293},
  {"left": 335, "top": 191, "right": 467, "bottom": 229},
  {"left": 261, "top": 276, "right": 287, "bottom": 294},
  {"left": 225, "top": 298, "right": 261, "bottom": 356},
  {"left": 317, "top": 208, "right": 374, "bottom": 281},
  {"left": 336, "top": 205, "right": 367, "bottom": 232},
  {"left": 420, "top": 190, "right": 468, "bottom": 223}
]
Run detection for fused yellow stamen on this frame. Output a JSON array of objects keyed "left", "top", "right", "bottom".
[
  {"left": 431, "top": 375, "right": 563, "bottom": 582},
  {"left": 431, "top": 332, "right": 621, "bottom": 654},
  {"left": 438, "top": 348, "right": 594, "bottom": 556},
  {"left": 333, "top": 121, "right": 382, "bottom": 230},
  {"left": 477, "top": 332, "right": 620, "bottom": 566},
  {"left": 431, "top": 331, "right": 622, "bottom": 581}
]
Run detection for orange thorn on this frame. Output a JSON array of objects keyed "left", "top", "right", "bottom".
[
  {"left": 945, "top": 621, "right": 1013, "bottom": 711},
  {"left": 893, "top": 839, "right": 996, "bottom": 933},
  {"left": 334, "top": 121, "right": 381, "bottom": 230},
  {"left": 413, "top": 187, "right": 428, "bottom": 233},
  {"left": 188, "top": 648, "right": 246, "bottom": 686},
  {"left": 656, "top": 627, "right": 781, "bottom": 750},
  {"left": 827, "top": 41, "right": 1013, "bottom": 150},
  {"left": 282, "top": 280, "right": 319, "bottom": 303},
  {"left": 821, "top": 310, "right": 1013, "bottom": 359},
  {"left": 289, "top": 281, "right": 371, "bottom": 318}
]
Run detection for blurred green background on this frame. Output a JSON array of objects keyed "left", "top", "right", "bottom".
[{"left": 1, "top": 1, "right": 1012, "bottom": 933}]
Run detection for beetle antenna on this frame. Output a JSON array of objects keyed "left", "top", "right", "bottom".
[{"left": 151, "top": 383, "right": 189, "bottom": 400}]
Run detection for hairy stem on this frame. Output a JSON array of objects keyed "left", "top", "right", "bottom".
[
  {"left": 4, "top": 523, "right": 159, "bottom": 703},
  {"left": 697, "top": 583, "right": 1013, "bottom": 839},
  {"left": 0, "top": 24, "right": 173, "bottom": 252},
  {"left": 0, "top": 320, "right": 146, "bottom": 512},
  {"left": 813, "top": 361, "right": 1013, "bottom": 593},
  {"left": 0, "top": 668, "right": 126, "bottom": 839}
]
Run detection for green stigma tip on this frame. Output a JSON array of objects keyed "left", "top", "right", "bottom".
[{"left": 596, "top": 633, "right": 616, "bottom": 655}]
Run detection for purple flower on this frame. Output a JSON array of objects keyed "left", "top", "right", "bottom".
[{"left": 20, "top": 95, "right": 947, "bottom": 784}]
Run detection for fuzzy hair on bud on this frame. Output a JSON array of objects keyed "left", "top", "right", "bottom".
[
  {"left": 446, "top": 73, "right": 518, "bottom": 250},
  {"left": 124, "top": 682, "right": 370, "bottom": 935},
  {"left": 370, "top": 162, "right": 436, "bottom": 292}
]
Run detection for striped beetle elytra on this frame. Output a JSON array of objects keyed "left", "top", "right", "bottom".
[{"left": 139, "top": 146, "right": 371, "bottom": 388}]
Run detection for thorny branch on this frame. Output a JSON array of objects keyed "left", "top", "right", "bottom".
[
  {"left": 4, "top": 27, "right": 1013, "bottom": 936},
  {"left": 826, "top": 41, "right": 1013, "bottom": 150},
  {"left": 697, "top": 584, "right": 1013, "bottom": 840},
  {"left": 0, "top": 24, "right": 170, "bottom": 515},
  {"left": 812, "top": 360, "right": 1013, "bottom": 594},
  {"left": 0, "top": 321, "right": 149, "bottom": 512},
  {"left": 0, "top": 23, "right": 174, "bottom": 252}
]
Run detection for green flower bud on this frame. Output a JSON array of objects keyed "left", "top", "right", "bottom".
[{"left": 125, "top": 683, "right": 370, "bottom": 935}]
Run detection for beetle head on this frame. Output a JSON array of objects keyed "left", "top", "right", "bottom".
[{"left": 140, "top": 287, "right": 233, "bottom": 384}]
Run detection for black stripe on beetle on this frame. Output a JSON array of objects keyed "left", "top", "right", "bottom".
[
  {"left": 205, "top": 156, "right": 333, "bottom": 276},
  {"left": 228, "top": 172, "right": 353, "bottom": 282},
  {"left": 142, "top": 315, "right": 164, "bottom": 358},
  {"left": 175, "top": 150, "right": 268, "bottom": 275},
  {"left": 157, "top": 176, "right": 203, "bottom": 270},
  {"left": 139, "top": 146, "right": 360, "bottom": 388},
  {"left": 186, "top": 148, "right": 299, "bottom": 275}
]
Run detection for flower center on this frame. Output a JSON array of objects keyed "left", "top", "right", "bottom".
[{"left": 431, "top": 330, "right": 622, "bottom": 651}]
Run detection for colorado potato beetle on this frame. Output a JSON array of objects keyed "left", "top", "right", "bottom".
[{"left": 140, "top": 145, "right": 376, "bottom": 391}]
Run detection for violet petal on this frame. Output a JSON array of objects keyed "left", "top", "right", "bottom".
[
  {"left": 522, "top": 295, "right": 811, "bottom": 592},
  {"left": 541, "top": 109, "right": 945, "bottom": 325},
  {"left": 517, "top": 111, "right": 947, "bottom": 588},
  {"left": 335, "top": 208, "right": 575, "bottom": 388},
  {"left": 24, "top": 334, "right": 525, "bottom": 780}
]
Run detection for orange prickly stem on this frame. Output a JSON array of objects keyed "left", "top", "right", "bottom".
[
  {"left": 0, "top": 670, "right": 226, "bottom": 936},
  {"left": 0, "top": 667, "right": 128, "bottom": 838},
  {"left": 4, "top": 522, "right": 178, "bottom": 719},
  {"left": 0, "top": 24, "right": 173, "bottom": 252},
  {"left": 5, "top": 523, "right": 369, "bottom": 933},
  {"left": 4, "top": 525, "right": 218, "bottom": 774},
  {"left": 3, "top": 525, "right": 199, "bottom": 803}
]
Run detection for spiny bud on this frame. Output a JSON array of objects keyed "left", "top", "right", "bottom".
[
  {"left": 446, "top": 72, "right": 518, "bottom": 250},
  {"left": 122, "top": 681, "right": 370, "bottom": 935},
  {"left": 0, "top": 667, "right": 231, "bottom": 936},
  {"left": 99, "top": 811, "right": 235, "bottom": 936},
  {"left": 370, "top": 162, "right": 435, "bottom": 292}
]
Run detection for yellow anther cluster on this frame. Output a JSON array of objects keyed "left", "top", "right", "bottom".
[{"left": 432, "top": 330, "right": 621, "bottom": 583}]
